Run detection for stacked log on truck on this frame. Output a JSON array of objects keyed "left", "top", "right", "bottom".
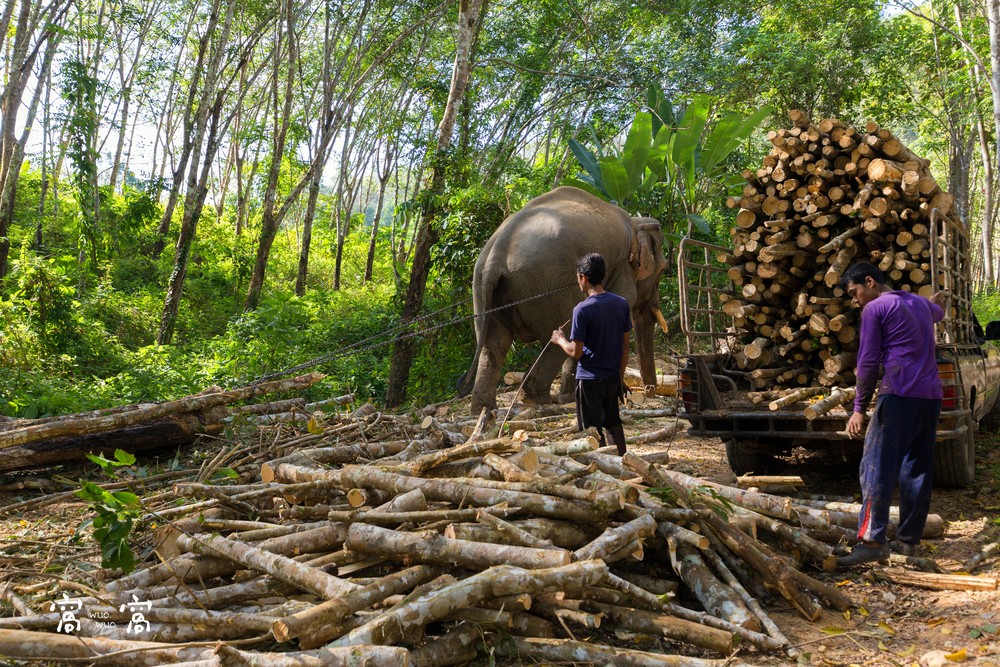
[{"left": 721, "top": 111, "right": 959, "bottom": 399}]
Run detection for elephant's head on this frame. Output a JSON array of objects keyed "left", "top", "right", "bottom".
[{"left": 628, "top": 217, "right": 669, "bottom": 387}]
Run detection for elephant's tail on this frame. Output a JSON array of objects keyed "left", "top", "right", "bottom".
[{"left": 457, "top": 338, "right": 484, "bottom": 398}]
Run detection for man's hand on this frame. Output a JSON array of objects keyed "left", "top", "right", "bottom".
[
  {"left": 846, "top": 411, "right": 866, "bottom": 439},
  {"left": 550, "top": 329, "right": 567, "bottom": 345},
  {"left": 929, "top": 291, "right": 947, "bottom": 308}
]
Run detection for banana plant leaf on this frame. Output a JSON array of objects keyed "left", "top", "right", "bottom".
[
  {"left": 569, "top": 139, "right": 606, "bottom": 196},
  {"left": 598, "top": 156, "right": 632, "bottom": 205},
  {"left": 646, "top": 83, "right": 676, "bottom": 140},
  {"left": 700, "top": 106, "right": 774, "bottom": 176},
  {"left": 563, "top": 176, "right": 606, "bottom": 200},
  {"left": 687, "top": 213, "right": 711, "bottom": 235},
  {"left": 672, "top": 95, "right": 710, "bottom": 206},
  {"left": 622, "top": 112, "right": 652, "bottom": 191}
]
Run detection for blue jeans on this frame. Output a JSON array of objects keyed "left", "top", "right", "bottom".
[{"left": 857, "top": 395, "right": 941, "bottom": 545}]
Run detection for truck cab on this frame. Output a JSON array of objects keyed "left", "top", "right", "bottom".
[{"left": 676, "top": 213, "right": 1000, "bottom": 487}]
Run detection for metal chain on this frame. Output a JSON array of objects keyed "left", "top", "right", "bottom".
[{"left": 250, "top": 279, "right": 582, "bottom": 384}]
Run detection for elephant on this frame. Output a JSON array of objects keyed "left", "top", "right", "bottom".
[{"left": 458, "top": 186, "right": 669, "bottom": 414}]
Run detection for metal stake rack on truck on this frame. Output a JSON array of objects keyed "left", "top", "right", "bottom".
[{"left": 676, "top": 209, "right": 1000, "bottom": 488}]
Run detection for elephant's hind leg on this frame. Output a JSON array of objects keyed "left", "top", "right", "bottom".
[
  {"left": 521, "top": 344, "right": 569, "bottom": 405},
  {"left": 469, "top": 320, "right": 514, "bottom": 415}
]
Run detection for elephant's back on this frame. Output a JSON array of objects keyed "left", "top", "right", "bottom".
[
  {"left": 498, "top": 187, "right": 631, "bottom": 272},
  {"left": 482, "top": 187, "right": 633, "bottom": 339}
]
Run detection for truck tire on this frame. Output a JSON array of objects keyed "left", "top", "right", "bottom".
[
  {"left": 725, "top": 439, "right": 775, "bottom": 475},
  {"left": 934, "top": 415, "right": 976, "bottom": 488}
]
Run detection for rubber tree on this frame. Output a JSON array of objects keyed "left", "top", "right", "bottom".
[
  {"left": 158, "top": 0, "right": 271, "bottom": 343},
  {"left": 0, "top": 0, "right": 71, "bottom": 281},
  {"left": 244, "top": 0, "right": 449, "bottom": 308},
  {"left": 385, "top": 0, "right": 486, "bottom": 408}
]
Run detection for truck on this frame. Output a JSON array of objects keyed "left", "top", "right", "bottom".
[{"left": 676, "top": 210, "right": 1000, "bottom": 488}]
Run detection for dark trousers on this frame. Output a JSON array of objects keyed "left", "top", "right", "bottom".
[
  {"left": 576, "top": 375, "right": 626, "bottom": 454},
  {"left": 857, "top": 395, "right": 941, "bottom": 545}
]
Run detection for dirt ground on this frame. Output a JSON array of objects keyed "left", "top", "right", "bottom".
[
  {"left": 622, "top": 404, "right": 1000, "bottom": 667},
  {"left": 3, "top": 393, "right": 1000, "bottom": 666}
]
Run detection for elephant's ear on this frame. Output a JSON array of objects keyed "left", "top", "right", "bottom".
[{"left": 632, "top": 219, "right": 662, "bottom": 281}]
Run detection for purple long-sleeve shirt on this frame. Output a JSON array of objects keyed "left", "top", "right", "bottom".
[{"left": 854, "top": 291, "right": 944, "bottom": 413}]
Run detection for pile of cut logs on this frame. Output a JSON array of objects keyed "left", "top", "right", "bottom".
[
  {"left": 0, "top": 399, "right": 955, "bottom": 667},
  {"left": 722, "top": 110, "right": 959, "bottom": 391}
]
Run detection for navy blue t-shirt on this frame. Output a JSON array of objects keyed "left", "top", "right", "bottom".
[{"left": 570, "top": 291, "right": 632, "bottom": 380}]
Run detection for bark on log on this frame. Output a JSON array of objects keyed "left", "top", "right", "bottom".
[
  {"left": 600, "top": 574, "right": 786, "bottom": 652},
  {"left": 804, "top": 388, "right": 856, "bottom": 419},
  {"left": 272, "top": 564, "right": 437, "bottom": 647},
  {"left": 672, "top": 544, "right": 760, "bottom": 631},
  {"left": 0, "top": 374, "right": 324, "bottom": 449},
  {"left": 336, "top": 465, "right": 606, "bottom": 523},
  {"left": 213, "top": 644, "right": 412, "bottom": 667},
  {"left": 175, "top": 532, "right": 359, "bottom": 600},
  {"left": 583, "top": 601, "right": 735, "bottom": 654},
  {"left": 0, "top": 628, "right": 212, "bottom": 666},
  {"left": 769, "top": 387, "right": 821, "bottom": 411},
  {"left": 0, "top": 407, "right": 230, "bottom": 473},
  {"left": 573, "top": 513, "right": 657, "bottom": 561},
  {"left": 492, "top": 636, "right": 746, "bottom": 667},
  {"left": 876, "top": 568, "right": 998, "bottom": 591},
  {"left": 328, "top": 560, "right": 607, "bottom": 648},
  {"left": 410, "top": 623, "right": 480, "bottom": 667},
  {"left": 345, "top": 523, "right": 573, "bottom": 569}
]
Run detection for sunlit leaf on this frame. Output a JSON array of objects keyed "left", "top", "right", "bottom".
[
  {"left": 821, "top": 626, "right": 847, "bottom": 635},
  {"left": 622, "top": 112, "right": 652, "bottom": 191},
  {"left": 563, "top": 176, "right": 606, "bottom": 200},
  {"left": 598, "top": 157, "right": 632, "bottom": 205},
  {"left": 945, "top": 648, "right": 968, "bottom": 661},
  {"left": 569, "top": 139, "right": 605, "bottom": 195}
]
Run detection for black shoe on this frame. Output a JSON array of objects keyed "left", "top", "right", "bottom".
[
  {"left": 838, "top": 543, "right": 889, "bottom": 567},
  {"left": 889, "top": 539, "right": 919, "bottom": 557}
]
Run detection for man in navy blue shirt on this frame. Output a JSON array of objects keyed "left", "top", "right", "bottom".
[{"left": 551, "top": 253, "right": 632, "bottom": 455}]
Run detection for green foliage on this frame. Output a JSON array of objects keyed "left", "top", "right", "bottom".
[
  {"left": 567, "top": 84, "right": 772, "bottom": 240},
  {"left": 8, "top": 244, "right": 78, "bottom": 350},
  {"left": 86, "top": 448, "right": 137, "bottom": 474},
  {"left": 433, "top": 178, "right": 546, "bottom": 285},
  {"left": 76, "top": 479, "right": 142, "bottom": 572},
  {"left": 974, "top": 291, "right": 1000, "bottom": 325},
  {"left": 60, "top": 59, "right": 102, "bottom": 272}
]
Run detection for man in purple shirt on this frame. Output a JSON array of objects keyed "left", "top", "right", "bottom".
[
  {"left": 551, "top": 253, "right": 632, "bottom": 455},
  {"left": 838, "top": 262, "right": 945, "bottom": 566}
]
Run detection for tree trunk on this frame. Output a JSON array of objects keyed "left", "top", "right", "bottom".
[
  {"left": 0, "top": 0, "right": 67, "bottom": 280},
  {"left": 385, "top": 0, "right": 486, "bottom": 407},
  {"left": 295, "top": 164, "right": 323, "bottom": 296},
  {"left": 957, "top": 3, "right": 996, "bottom": 288}
]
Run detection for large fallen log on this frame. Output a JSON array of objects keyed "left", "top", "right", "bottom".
[{"left": 0, "top": 374, "right": 324, "bottom": 449}]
